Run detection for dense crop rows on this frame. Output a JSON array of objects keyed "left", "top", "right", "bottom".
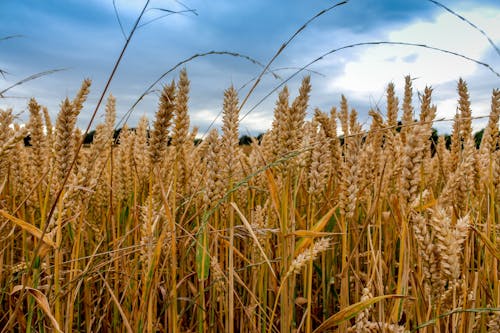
[{"left": 0, "top": 70, "right": 499, "bottom": 332}]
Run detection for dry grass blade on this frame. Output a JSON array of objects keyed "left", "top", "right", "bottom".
[
  {"left": 242, "top": 40, "right": 499, "bottom": 121},
  {"left": 295, "top": 206, "right": 336, "bottom": 255},
  {"left": 0, "top": 35, "right": 22, "bottom": 78},
  {"left": 0, "top": 177, "right": 6, "bottom": 194},
  {"left": 0, "top": 68, "right": 66, "bottom": 97},
  {"left": 0, "top": 34, "right": 23, "bottom": 42},
  {"left": 195, "top": 224, "right": 210, "bottom": 281},
  {"left": 1, "top": 2, "right": 498, "bottom": 330},
  {"left": 33, "top": 0, "right": 152, "bottom": 274},
  {"left": 112, "top": 0, "right": 126, "bottom": 39},
  {"left": 0, "top": 209, "right": 55, "bottom": 248},
  {"left": 412, "top": 308, "right": 500, "bottom": 332},
  {"left": 312, "top": 295, "right": 409, "bottom": 333},
  {"left": 0, "top": 128, "right": 28, "bottom": 158},
  {"left": 264, "top": 169, "right": 281, "bottom": 217},
  {"left": 239, "top": 0, "right": 348, "bottom": 119},
  {"left": 293, "top": 230, "right": 341, "bottom": 237},
  {"left": 428, "top": 0, "right": 500, "bottom": 56},
  {"left": 10, "top": 285, "right": 63, "bottom": 333},
  {"left": 470, "top": 225, "right": 500, "bottom": 261},
  {"left": 139, "top": 6, "right": 198, "bottom": 28},
  {"left": 230, "top": 202, "right": 277, "bottom": 279},
  {"left": 97, "top": 272, "right": 133, "bottom": 333},
  {"left": 116, "top": 50, "right": 276, "bottom": 131}
]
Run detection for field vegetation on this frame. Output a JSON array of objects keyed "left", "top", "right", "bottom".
[
  {"left": 0, "top": 1, "right": 499, "bottom": 332},
  {"left": 0, "top": 71, "right": 499, "bottom": 332}
]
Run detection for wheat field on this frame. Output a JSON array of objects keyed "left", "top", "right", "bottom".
[{"left": 0, "top": 70, "right": 499, "bottom": 332}]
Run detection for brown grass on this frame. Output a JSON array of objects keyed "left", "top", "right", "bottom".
[{"left": 0, "top": 73, "right": 499, "bottom": 332}]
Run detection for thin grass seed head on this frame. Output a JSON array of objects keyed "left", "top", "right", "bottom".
[
  {"left": 172, "top": 68, "right": 190, "bottom": 148},
  {"left": 271, "top": 85, "right": 290, "bottom": 158},
  {"left": 419, "top": 86, "right": 433, "bottom": 124},
  {"left": 150, "top": 81, "right": 176, "bottom": 166},
  {"left": 220, "top": 86, "right": 240, "bottom": 183},
  {"left": 458, "top": 78, "right": 473, "bottom": 141},
  {"left": 401, "top": 75, "right": 414, "bottom": 144},
  {"left": 54, "top": 98, "right": 77, "bottom": 183},
  {"left": 386, "top": 82, "right": 399, "bottom": 129},
  {"left": 339, "top": 94, "right": 349, "bottom": 137},
  {"left": 288, "top": 237, "right": 331, "bottom": 275},
  {"left": 288, "top": 75, "right": 311, "bottom": 151},
  {"left": 72, "top": 78, "right": 92, "bottom": 117}
]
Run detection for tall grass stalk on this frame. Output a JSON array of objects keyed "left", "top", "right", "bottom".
[{"left": 1, "top": 2, "right": 499, "bottom": 331}]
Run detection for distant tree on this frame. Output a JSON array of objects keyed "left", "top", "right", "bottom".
[
  {"left": 474, "top": 129, "right": 484, "bottom": 149},
  {"left": 444, "top": 134, "right": 452, "bottom": 149},
  {"left": 396, "top": 120, "right": 403, "bottom": 132},
  {"left": 113, "top": 128, "right": 121, "bottom": 142},
  {"left": 430, "top": 127, "right": 439, "bottom": 156},
  {"left": 84, "top": 130, "right": 96, "bottom": 145},
  {"left": 239, "top": 135, "right": 253, "bottom": 145},
  {"left": 24, "top": 134, "right": 31, "bottom": 146},
  {"left": 256, "top": 133, "right": 265, "bottom": 144}
]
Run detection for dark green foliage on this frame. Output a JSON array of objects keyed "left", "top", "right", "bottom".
[
  {"left": 76, "top": 126, "right": 490, "bottom": 152},
  {"left": 430, "top": 127, "right": 439, "bottom": 156},
  {"left": 23, "top": 134, "right": 31, "bottom": 146},
  {"left": 239, "top": 135, "right": 253, "bottom": 145},
  {"left": 396, "top": 120, "right": 403, "bottom": 132},
  {"left": 474, "top": 129, "right": 483, "bottom": 149},
  {"left": 444, "top": 134, "right": 451, "bottom": 149},
  {"left": 256, "top": 133, "right": 264, "bottom": 144},
  {"left": 84, "top": 130, "right": 95, "bottom": 145}
]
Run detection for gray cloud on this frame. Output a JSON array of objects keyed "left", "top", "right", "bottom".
[{"left": 1, "top": 0, "right": 498, "bottom": 137}]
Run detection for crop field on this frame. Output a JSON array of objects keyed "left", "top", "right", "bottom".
[
  {"left": 1, "top": 1, "right": 499, "bottom": 333},
  {"left": 0, "top": 71, "right": 499, "bottom": 332}
]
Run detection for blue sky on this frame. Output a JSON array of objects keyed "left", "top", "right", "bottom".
[{"left": 1, "top": 0, "right": 499, "bottom": 135}]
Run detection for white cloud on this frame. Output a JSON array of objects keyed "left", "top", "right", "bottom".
[
  {"left": 323, "top": 5, "right": 499, "bottom": 133},
  {"left": 190, "top": 108, "right": 222, "bottom": 125},
  {"left": 328, "top": 6, "right": 499, "bottom": 96},
  {"left": 240, "top": 110, "right": 273, "bottom": 134}
]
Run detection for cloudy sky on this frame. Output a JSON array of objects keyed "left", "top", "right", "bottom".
[{"left": 1, "top": 0, "right": 499, "bottom": 136}]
